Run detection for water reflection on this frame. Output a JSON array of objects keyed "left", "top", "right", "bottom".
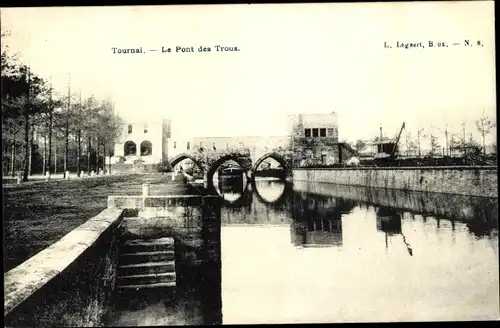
[
  {"left": 253, "top": 180, "right": 286, "bottom": 204},
  {"left": 216, "top": 178, "right": 498, "bottom": 244},
  {"left": 292, "top": 180, "right": 498, "bottom": 238},
  {"left": 216, "top": 177, "right": 251, "bottom": 209},
  {"left": 219, "top": 178, "right": 498, "bottom": 323},
  {"left": 376, "top": 206, "right": 402, "bottom": 234},
  {"left": 289, "top": 191, "right": 356, "bottom": 248},
  {"left": 375, "top": 206, "right": 414, "bottom": 256}
]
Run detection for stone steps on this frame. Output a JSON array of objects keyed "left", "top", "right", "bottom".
[
  {"left": 119, "top": 250, "right": 175, "bottom": 264},
  {"left": 118, "top": 261, "right": 176, "bottom": 275},
  {"left": 117, "top": 282, "right": 176, "bottom": 290},
  {"left": 116, "top": 238, "right": 176, "bottom": 290},
  {"left": 121, "top": 237, "right": 175, "bottom": 253},
  {"left": 118, "top": 272, "right": 176, "bottom": 285}
]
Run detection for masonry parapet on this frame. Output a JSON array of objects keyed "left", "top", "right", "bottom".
[{"left": 4, "top": 208, "right": 124, "bottom": 326}]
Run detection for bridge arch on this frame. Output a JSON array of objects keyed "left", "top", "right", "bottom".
[
  {"left": 208, "top": 155, "right": 252, "bottom": 179},
  {"left": 169, "top": 153, "right": 204, "bottom": 171},
  {"left": 206, "top": 154, "right": 252, "bottom": 194},
  {"left": 252, "top": 152, "right": 290, "bottom": 173}
]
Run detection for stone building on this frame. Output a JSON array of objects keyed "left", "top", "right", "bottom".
[
  {"left": 110, "top": 112, "right": 355, "bottom": 173},
  {"left": 167, "top": 135, "right": 291, "bottom": 166},
  {"left": 111, "top": 118, "right": 171, "bottom": 173},
  {"left": 288, "top": 112, "right": 355, "bottom": 166}
]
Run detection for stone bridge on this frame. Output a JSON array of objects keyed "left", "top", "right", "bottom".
[{"left": 166, "top": 135, "right": 294, "bottom": 180}]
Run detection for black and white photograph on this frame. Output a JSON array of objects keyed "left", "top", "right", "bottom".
[{"left": 2, "top": 2, "right": 498, "bottom": 326}]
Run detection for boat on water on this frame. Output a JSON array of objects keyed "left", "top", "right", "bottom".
[{"left": 218, "top": 166, "right": 245, "bottom": 178}]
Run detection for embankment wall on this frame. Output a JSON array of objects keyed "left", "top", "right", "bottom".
[
  {"left": 107, "top": 194, "right": 222, "bottom": 325},
  {"left": 4, "top": 208, "right": 124, "bottom": 327},
  {"left": 292, "top": 166, "right": 498, "bottom": 197}
]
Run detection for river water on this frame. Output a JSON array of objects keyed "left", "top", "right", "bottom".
[{"left": 217, "top": 178, "right": 499, "bottom": 323}]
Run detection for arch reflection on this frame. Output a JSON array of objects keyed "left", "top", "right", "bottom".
[
  {"left": 253, "top": 180, "right": 284, "bottom": 203},
  {"left": 218, "top": 179, "right": 291, "bottom": 226},
  {"left": 215, "top": 177, "right": 289, "bottom": 208},
  {"left": 252, "top": 179, "right": 287, "bottom": 207},
  {"left": 214, "top": 176, "right": 251, "bottom": 209}
]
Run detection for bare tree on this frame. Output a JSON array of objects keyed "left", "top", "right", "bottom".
[
  {"left": 429, "top": 134, "right": 440, "bottom": 157},
  {"left": 444, "top": 125, "right": 449, "bottom": 156},
  {"left": 416, "top": 128, "right": 425, "bottom": 157},
  {"left": 448, "top": 133, "right": 462, "bottom": 157},
  {"left": 82, "top": 96, "right": 99, "bottom": 174},
  {"left": 460, "top": 122, "right": 467, "bottom": 155},
  {"left": 354, "top": 139, "right": 366, "bottom": 153},
  {"left": 476, "top": 111, "right": 496, "bottom": 155},
  {"left": 407, "top": 140, "right": 418, "bottom": 157},
  {"left": 94, "top": 100, "right": 123, "bottom": 173},
  {"left": 4, "top": 65, "right": 48, "bottom": 181},
  {"left": 404, "top": 132, "right": 418, "bottom": 157}
]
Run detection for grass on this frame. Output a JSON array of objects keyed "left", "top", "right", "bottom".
[{"left": 3, "top": 173, "right": 198, "bottom": 272}]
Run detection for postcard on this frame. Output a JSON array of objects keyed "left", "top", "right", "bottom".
[{"left": 2, "top": 2, "right": 497, "bottom": 326}]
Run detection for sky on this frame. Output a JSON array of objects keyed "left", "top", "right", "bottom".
[{"left": 1, "top": 2, "right": 496, "bottom": 147}]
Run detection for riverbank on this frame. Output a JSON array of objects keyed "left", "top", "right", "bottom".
[
  {"left": 293, "top": 166, "right": 498, "bottom": 197},
  {"left": 3, "top": 173, "right": 192, "bottom": 272}
]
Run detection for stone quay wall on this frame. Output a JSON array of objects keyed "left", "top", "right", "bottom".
[
  {"left": 4, "top": 208, "right": 124, "bottom": 327},
  {"left": 108, "top": 195, "right": 222, "bottom": 265},
  {"left": 107, "top": 194, "right": 223, "bottom": 325},
  {"left": 292, "top": 166, "right": 498, "bottom": 197}
]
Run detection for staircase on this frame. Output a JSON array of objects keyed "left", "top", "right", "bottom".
[{"left": 116, "top": 237, "right": 176, "bottom": 290}]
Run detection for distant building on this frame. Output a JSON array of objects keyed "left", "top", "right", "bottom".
[
  {"left": 288, "top": 112, "right": 355, "bottom": 166},
  {"left": 110, "top": 118, "right": 171, "bottom": 173},
  {"left": 109, "top": 112, "right": 356, "bottom": 173}
]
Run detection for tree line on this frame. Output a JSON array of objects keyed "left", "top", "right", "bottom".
[
  {"left": 2, "top": 31, "right": 123, "bottom": 181},
  {"left": 354, "top": 115, "right": 496, "bottom": 159}
]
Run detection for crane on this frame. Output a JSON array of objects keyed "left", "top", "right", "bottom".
[
  {"left": 390, "top": 122, "right": 406, "bottom": 159},
  {"left": 373, "top": 122, "right": 406, "bottom": 164}
]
